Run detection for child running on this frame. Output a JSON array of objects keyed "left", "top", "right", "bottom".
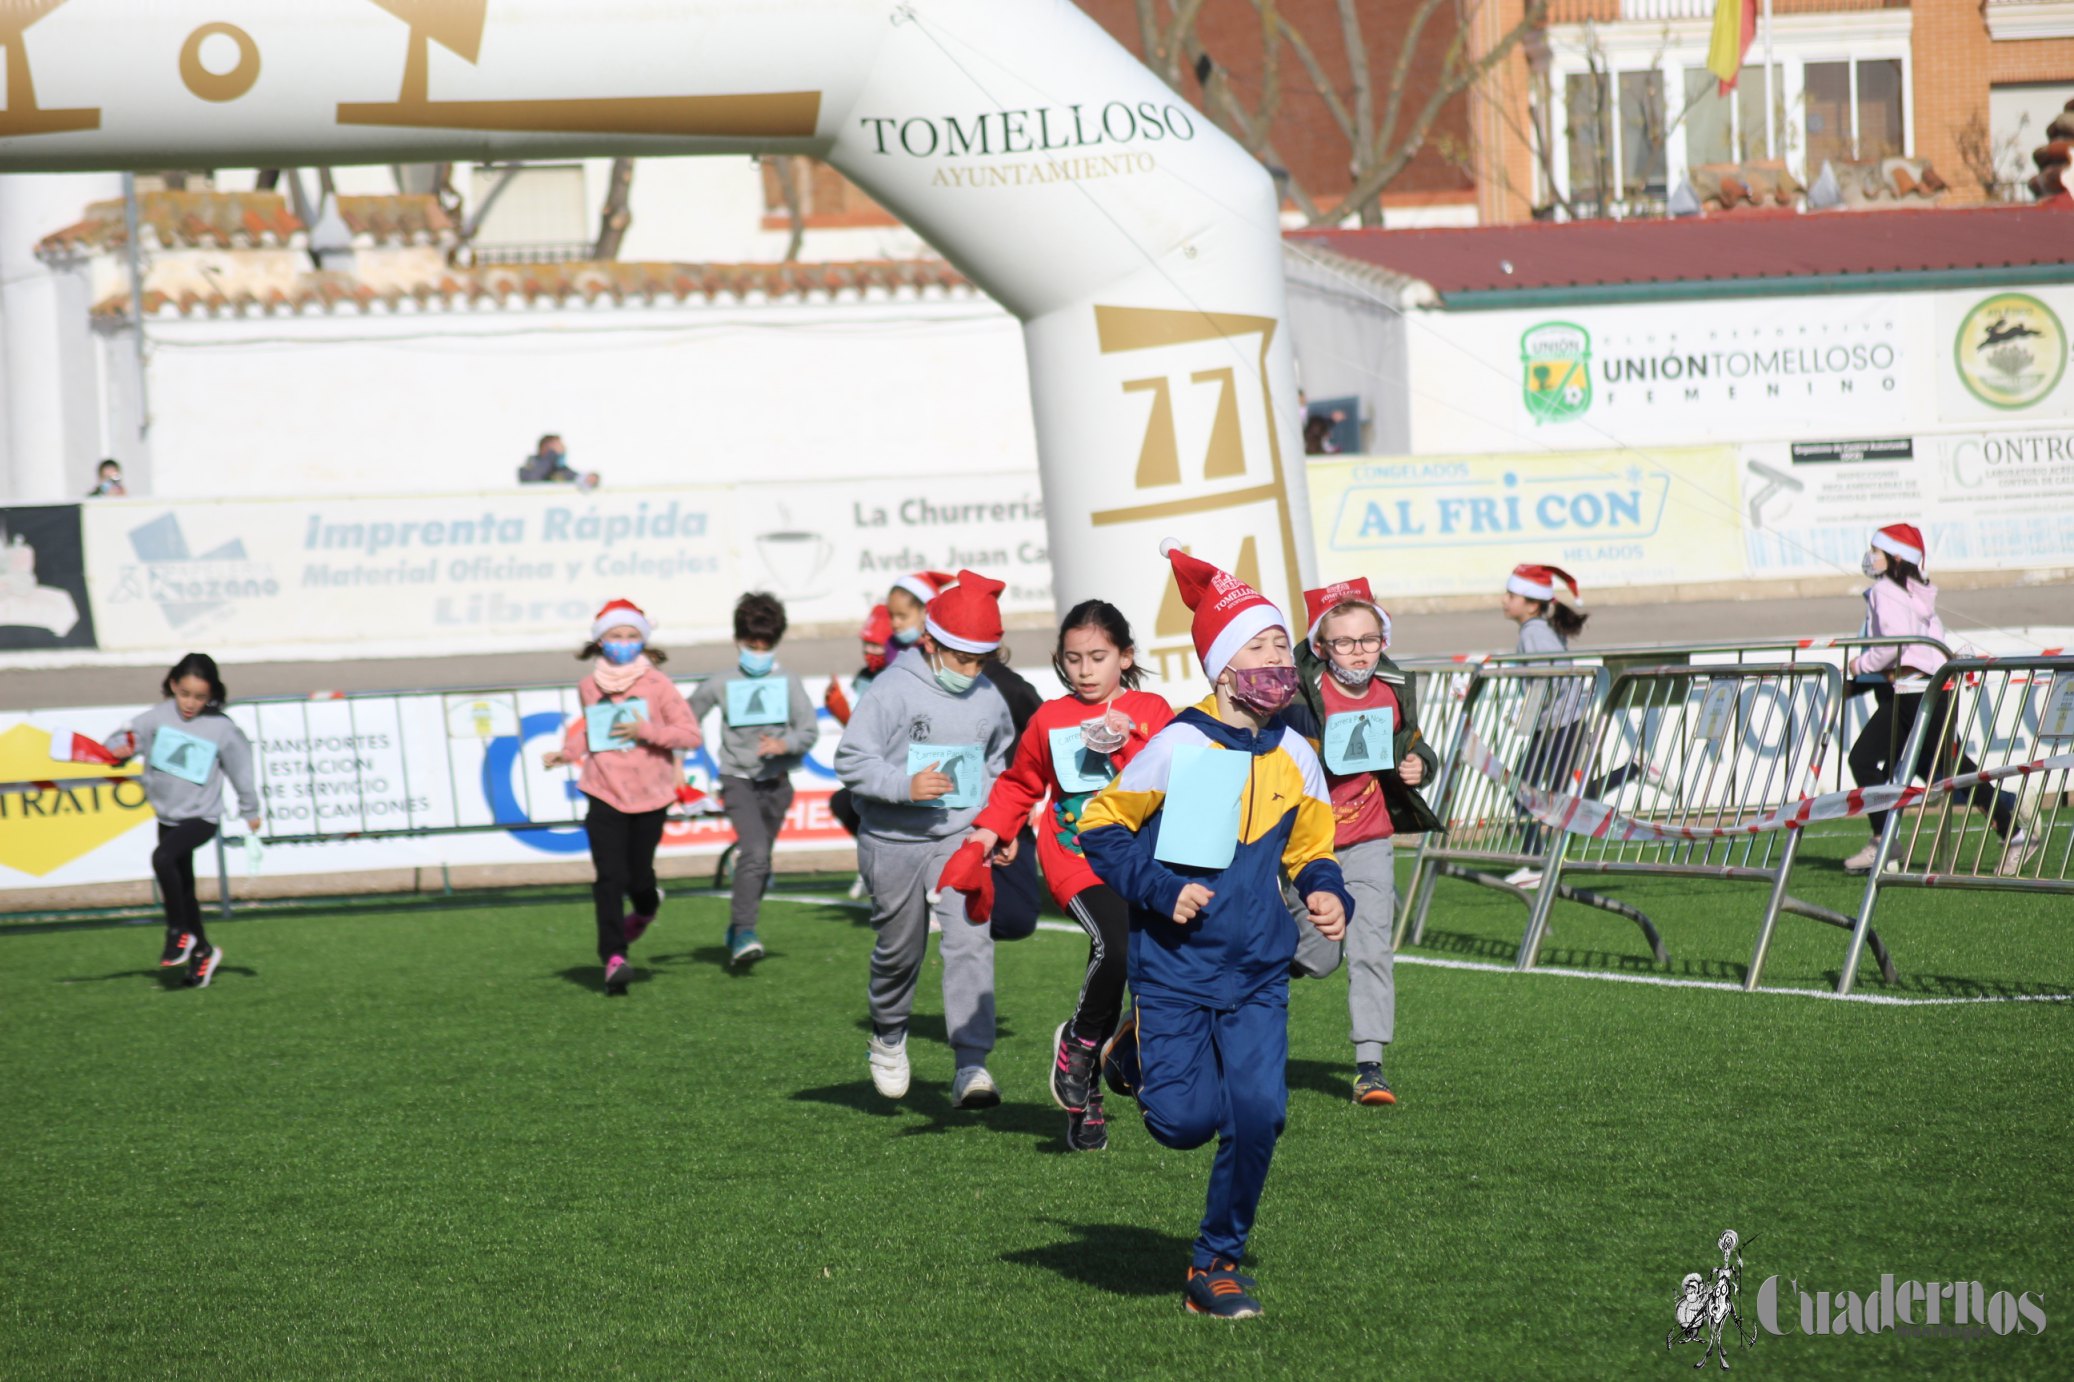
[
  {"left": 1080, "top": 541, "right": 1350, "bottom": 1319},
  {"left": 967, "top": 600, "right": 1174, "bottom": 1151},
  {"left": 542, "top": 599, "right": 701, "bottom": 995},
  {"left": 112, "top": 653, "right": 260, "bottom": 989},
  {"left": 884, "top": 569, "right": 953, "bottom": 653},
  {"left": 1287, "top": 578, "right": 1440, "bottom": 1106},
  {"left": 1498, "top": 563, "right": 1594, "bottom": 886},
  {"left": 834, "top": 570, "right": 1016, "bottom": 1108},
  {"left": 690, "top": 592, "right": 820, "bottom": 967}
]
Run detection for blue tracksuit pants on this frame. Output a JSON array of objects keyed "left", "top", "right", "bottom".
[{"left": 1134, "top": 982, "right": 1290, "bottom": 1268}]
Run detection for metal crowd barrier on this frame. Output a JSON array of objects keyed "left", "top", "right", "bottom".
[
  {"left": 1517, "top": 662, "right": 1894, "bottom": 990},
  {"left": 1396, "top": 665, "right": 1672, "bottom": 957},
  {"left": 1837, "top": 655, "right": 2074, "bottom": 995}
]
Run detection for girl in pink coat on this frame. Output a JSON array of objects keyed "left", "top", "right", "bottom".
[{"left": 543, "top": 599, "right": 702, "bottom": 993}]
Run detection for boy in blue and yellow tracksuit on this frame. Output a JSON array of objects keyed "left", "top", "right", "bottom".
[{"left": 1080, "top": 540, "right": 1350, "bottom": 1320}]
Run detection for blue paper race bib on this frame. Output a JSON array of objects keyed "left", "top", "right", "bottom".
[
  {"left": 906, "top": 742, "right": 984, "bottom": 810},
  {"left": 1048, "top": 724, "right": 1117, "bottom": 795},
  {"left": 725, "top": 676, "right": 789, "bottom": 727},
  {"left": 1323, "top": 706, "right": 1394, "bottom": 775},
  {"left": 1153, "top": 743, "right": 1249, "bottom": 870},
  {"left": 585, "top": 698, "right": 647, "bottom": 754},
  {"left": 148, "top": 726, "right": 218, "bottom": 787}
]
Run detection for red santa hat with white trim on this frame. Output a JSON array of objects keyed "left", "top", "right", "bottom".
[
  {"left": 923, "top": 569, "right": 1005, "bottom": 654},
  {"left": 591, "top": 598, "right": 653, "bottom": 640},
  {"left": 891, "top": 569, "right": 955, "bottom": 608},
  {"left": 1159, "top": 537, "right": 1291, "bottom": 681},
  {"left": 1871, "top": 523, "right": 1925, "bottom": 570},
  {"left": 1505, "top": 563, "right": 1583, "bottom": 610},
  {"left": 1302, "top": 576, "right": 1392, "bottom": 649}
]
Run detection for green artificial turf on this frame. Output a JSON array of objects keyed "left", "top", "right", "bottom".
[{"left": 3, "top": 835, "right": 2070, "bottom": 1379}]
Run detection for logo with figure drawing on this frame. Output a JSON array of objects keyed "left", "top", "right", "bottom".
[
  {"left": 1521, "top": 321, "right": 1592, "bottom": 424},
  {"left": 1669, "top": 1230, "right": 1758, "bottom": 1370}
]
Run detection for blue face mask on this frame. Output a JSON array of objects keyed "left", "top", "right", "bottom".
[
  {"left": 891, "top": 625, "right": 922, "bottom": 647},
  {"left": 931, "top": 654, "right": 976, "bottom": 695},
  {"left": 738, "top": 647, "right": 775, "bottom": 676},
  {"left": 600, "top": 639, "right": 644, "bottom": 666}
]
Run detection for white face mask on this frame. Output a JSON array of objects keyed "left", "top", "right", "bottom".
[
  {"left": 1861, "top": 551, "right": 1884, "bottom": 578},
  {"left": 1328, "top": 660, "right": 1377, "bottom": 689}
]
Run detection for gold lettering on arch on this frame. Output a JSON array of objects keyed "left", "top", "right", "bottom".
[{"left": 0, "top": 0, "right": 100, "bottom": 137}]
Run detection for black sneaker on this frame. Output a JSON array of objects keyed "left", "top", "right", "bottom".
[
  {"left": 159, "top": 932, "right": 196, "bottom": 968},
  {"left": 186, "top": 943, "right": 222, "bottom": 989},
  {"left": 1067, "top": 1089, "right": 1109, "bottom": 1152},
  {"left": 1050, "top": 1022, "right": 1100, "bottom": 1113}
]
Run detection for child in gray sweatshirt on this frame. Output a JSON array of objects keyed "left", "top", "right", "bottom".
[
  {"left": 688, "top": 593, "right": 821, "bottom": 967},
  {"left": 112, "top": 653, "right": 260, "bottom": 988},
  {"left": 833, "top": 570, "right": 1015, "bottom": 1110}
]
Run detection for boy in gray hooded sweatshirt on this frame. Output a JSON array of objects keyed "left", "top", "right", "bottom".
[{"left": 833, "top": 570, "right": 1015, "bottom": 1109}]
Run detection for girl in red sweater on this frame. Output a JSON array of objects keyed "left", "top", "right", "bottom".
[
  {"left": 542, "top": 599, "right": 703, "bottom": 995},
  {"left": 968, "top": 600, "right": 1172, "bottom": 1151}
]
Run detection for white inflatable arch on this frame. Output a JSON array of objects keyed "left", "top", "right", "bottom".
[{"left": 0, "top": 0, "right": 1313, "bottom": 677}]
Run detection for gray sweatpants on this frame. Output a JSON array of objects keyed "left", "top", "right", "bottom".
[
  {"left": 859, "top": 831, "right": 996, "bottom": 1067},
  {"left": 721, "top": 775, "right": 793, "bottom": 934},
  {"left": 1291, "top": 836, "right": 1396, "bottom": 1062}
]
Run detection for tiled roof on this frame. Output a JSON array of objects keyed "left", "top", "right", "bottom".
[
  {"left": 39, "top": 191, "right": 453, "bottom": 255},
  {"left": 1287, "top": 202, "right": 2074, "bottom": 302},
  {"left": 93, "top": 259, "right": 976, "bottom": 319}
]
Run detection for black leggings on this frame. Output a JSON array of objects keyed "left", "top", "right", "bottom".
[
  {"left": 1064, "top": 884, "right": 1132, "bottom": 1043},
  {"left": 153, "top": 818, "right": 217, "bottom": 947},
  {"left": 1848, "top": 688, "right": 2014, "bottom": 839},
  {"left": 586, "top": 797, "right": 667, "bottom": 962}
]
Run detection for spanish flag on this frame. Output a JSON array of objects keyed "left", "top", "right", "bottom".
[{"left": 1707, "top": 0, "right": 1758, "bottom": 94}]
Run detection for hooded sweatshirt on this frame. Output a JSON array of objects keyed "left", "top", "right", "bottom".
[
  {"left": 1854, "top": 577, "right": 1949, "bottom": 689},
  {"left": 688, "top": 663, "right": 819, "bottom": 781},
  {"left": 118, "top": 699, "right": 261, "bottom": 823},
  {"left": 832, "top": 646, "right": 1014, "bottom": 843}
]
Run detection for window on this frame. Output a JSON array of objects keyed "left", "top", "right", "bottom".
[
  {"left": 1566, "top": 72, "right": 1612, "bottom": 209},
  {"left": 1856, "top": 60, "right": 1905, "bottom": 161},
  {"left": 1989, "top": 83, "right": 2074, "bottom": 199},
  {"left": 468, "top": 164, "right": 590, "bottom": 261},
  {"left": 1620, "top": 70, "right": 1667, "bottom": 194},
  {"left": 1684, "top": 66, "right": 1787, "bottom": 165},
  {"left": 1806, "top": 60, "right": 1906, "bottom": 167},
  {"left": 1806, "top": 63, "right": 1852, "bottom": 169}
]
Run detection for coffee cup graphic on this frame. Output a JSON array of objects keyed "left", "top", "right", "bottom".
[{"left": 754, "top": 530, "right": 834, "bottom": 595}]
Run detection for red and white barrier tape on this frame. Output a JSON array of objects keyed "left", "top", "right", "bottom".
[{"left": 1459, "top": 727, "right": 2074, "bottom": 844}]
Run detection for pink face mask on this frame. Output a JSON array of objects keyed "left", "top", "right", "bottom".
[{"left": 1227, "top": 664, "right": 1299, "bottom": 717}]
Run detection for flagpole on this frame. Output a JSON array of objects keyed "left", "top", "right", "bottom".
[{"left": 1762, "top": 0, "right": 1776, "bottom": 159}]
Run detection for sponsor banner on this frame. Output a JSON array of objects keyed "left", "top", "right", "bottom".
[
  {"left": 0, "top": 505, "right": 97, "bottom": 651},
  {"left": 1940, "top": 288, "right": 2074, "bottom": 423},
  {"left": 1308, "top": 447, "right": 1744, "bottom": 596},
  {"left": 1742, "top": 426, "right": 2074, "bottom": 577}
]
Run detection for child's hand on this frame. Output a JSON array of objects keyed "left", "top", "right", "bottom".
[
  {"left": 1172, "top": 883, "right": 1214, "bottom": 924},
  {"left": 1396, "top": 754, "right": 1424, "bottom": 787},
  {"left": 966, "top": 826, "right": 1017, "bottom": 865},
  {"left": 609, "top": 716, "right": 647, "bottom": 743},
  {"left": 542, "top": 750, "right": 573, "bottom": 769},
  {"left": 910, "top": 763, "right": 953, "bottom": 801},
  {"left": 1306, "top": 891, "right": 1347, "bottom": 941},
  {"left": 245, "top": 817, "right": 262, "bottom": 834},
  {"left": 756, "top": 733, "right": 788, "bottom": 758}
]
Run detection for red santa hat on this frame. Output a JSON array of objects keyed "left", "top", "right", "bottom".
[
  {"left": 923, "top": 569, "right": 1005, "bottom": 654},
  {"left": 1302, "top": 576, "right": 1393, "bottom": 649},
  {"left": 1505, "top": 563, "right": 1583, "bottom": 610},
  {"left": 860, "top": 603, "right": 892, "bottom": 648},
  {"left": 891, "top": 570, "right": 954, "bottom": 608},
  {"left": 591, "top": 598, "right": 653, "bottom": 641},
  {"left": 1871, "top": 523, "right": 1925, "bottom": 569},
  {"left": 1159, "top": 537, "right": 1290, "bottom": 681}
]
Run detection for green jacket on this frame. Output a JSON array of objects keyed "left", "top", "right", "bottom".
[{"left": 1291, "top": 641, "right": 1445, "bottom": 837}]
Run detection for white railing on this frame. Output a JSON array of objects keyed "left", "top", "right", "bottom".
[{"left": 1621, "top": 0, "right": 1715, "bottom": 19}]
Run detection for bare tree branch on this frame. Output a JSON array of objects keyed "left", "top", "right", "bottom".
[
  {"left": 1269, "top": 11, "right": 1354, "bottom": 143},
  {"left": 594, "top": 157, "right": 635, "bottom": 260},
  {"left": 1335, "top": 0, "right": 1375, "bottom": 174}
]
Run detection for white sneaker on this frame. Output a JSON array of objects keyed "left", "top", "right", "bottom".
[
  {"left": 951, "top": 1065, "right": 1000, "bottom": 1110},
  {"left": 847, "top": 874, "right": 868, "bottom": 901},
  {"left": 1842, "top": 842, "right": 1880, "bottom": 874},
  {"left": 1998, "top": 830, "right": 2039, "bottom": 878},
  {"left": 1501, "top": 866, "right": 1542, "bottom": 889},
  {"left": 868, "top": 1032, "right": 910, "bottom": 1099}
]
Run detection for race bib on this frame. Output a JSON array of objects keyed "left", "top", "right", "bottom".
[
  {"left": 907, "top": 742, "right": 984, "bottom": 809},
  {"left": 1323, "top": 706, "right": 1393, "bottom": 775},
  {"left": 1048, "top": 725, "right": 1116, "bottom": 795},
  {"left": 726, "top": 676, "right": 789, "bottom": 727},
  {"left": 1153, "top": 743, "right": 1249, "bottom": 870},
  {"left": 585, "top": 698, "right": 647, "bottom": 754},
  {"left": 148, "top": 726, "right": 218, "bottom": 787}
]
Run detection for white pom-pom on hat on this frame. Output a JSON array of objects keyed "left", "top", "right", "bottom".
[{"left": 1158, "top": 536, "right": 1181, "bottom": 557}]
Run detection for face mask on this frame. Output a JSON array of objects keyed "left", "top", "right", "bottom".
[
  {"left": 738, "top": 647, "right": 775, "bottom": 676},
  {"left": 891, "top": 625, "right": 922, "bottom": 647},
  {"left": 600, "top": 639, "right": 644, "bottom": 666},
  {"left": 1227, "top": 664, "right": 1299, "bottom": 717},
  {"left": 863, "top": 647, "right": 888, "bottom": 675},
  {"left": 931, "top": 655, "right": 975, "bottom": 695},
  {"left": 1861, "top": 552, "right": 1883, "bottom": 578},
  {"left": 1328, "top": 660, "right": 1377, "bottom": 689},
  {"left": 1080, "top": 714, "right": 1128, "bottom": 755}
]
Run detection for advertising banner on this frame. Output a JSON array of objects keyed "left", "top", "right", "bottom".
[
  {"left": 1308, "top": 447, "right": 1744, "bottom": 596},
  {"left": 0, "top": 504, "right": 96, "bottom": 652}
]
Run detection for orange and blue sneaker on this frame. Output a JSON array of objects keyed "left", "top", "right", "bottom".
[
  {"left": 159, "top": 932, "right": 196, "bottom": 968},
  {"left": 1184, "top": 1260, "right": 1261, "bottom": 1318},
  {"left": 185, "top": 943, "right": 222, "bottom": 989},
  {"left": 1100, "top": 1012, "right": 1140, "bottom": 1100},
  {"left": 1353, "top": 1062, "right": 1396, "bottom": 1106}
]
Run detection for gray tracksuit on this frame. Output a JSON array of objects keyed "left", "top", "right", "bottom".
[
  {"left": 833, "top": 648, "right": 1013, "bottom": 1065},
  {"left": 119, "top": 699, "right": 260, "bottom": 823},
  {"left": 690, "top": 665, "right": 822, "bottom": 932}
]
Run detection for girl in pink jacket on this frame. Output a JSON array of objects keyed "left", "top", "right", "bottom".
[
  {"left": 543, "top": 599, "right": 702, "bottom": 993},
  {"left": 1842, "top": 525, "right": 2027, "bottom": 874}
]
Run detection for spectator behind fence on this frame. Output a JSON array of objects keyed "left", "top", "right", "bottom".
[
  {"left": 518, "top": 433, "right": 600, "bottom": 491},
  {"left": 86, "top": 458, "right": 127, "bottom": 497}
]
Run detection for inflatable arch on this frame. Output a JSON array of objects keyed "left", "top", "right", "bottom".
[{"left": 0, "top": 0, "right": 1314, "bottom": 681}]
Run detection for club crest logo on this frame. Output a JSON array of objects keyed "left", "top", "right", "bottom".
[
  {"left": 1954, "top": 293, "right": 2068, "bottom": 410},
  {"left": 1521, "top": 321, "right": 1592, "bottom": 425}
]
